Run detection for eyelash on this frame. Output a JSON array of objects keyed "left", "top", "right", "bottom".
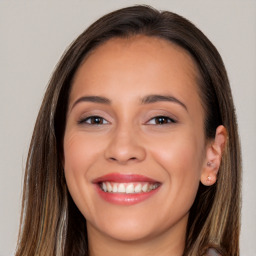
[
  {"left": 78, "top": 115, "right": 176, "bottom": 126},
  {"left": 78, "top": 116, "right": 109, "bottom": 125},
  {"left": 147, "top": 116, "right": 177, "bottom": 125}
]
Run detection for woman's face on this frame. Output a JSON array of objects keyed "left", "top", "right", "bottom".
[{"left": 64, "top": 36, "right": 207, "bottom": 243}]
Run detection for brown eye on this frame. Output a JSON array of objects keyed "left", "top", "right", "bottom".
[
  {"left": 79, "top": 116, "right": 108, "bottom": 125},
  {"left": 147, "top": 116, "right": 176, "bottom": 125}
]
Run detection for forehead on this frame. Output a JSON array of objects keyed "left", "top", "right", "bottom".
[{"left": 70, "top": 35, "right": 202, "bottom": 110}]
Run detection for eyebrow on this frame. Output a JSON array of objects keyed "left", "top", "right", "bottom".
[
  {"left": 71, "top": 94, "right": 187, "bottom": 111},
  {"left": 71, "top": 96, "right": 111, "bottom": 110},
  {"left": 141, "top": 94, "right": 187, "bottom": 111}
]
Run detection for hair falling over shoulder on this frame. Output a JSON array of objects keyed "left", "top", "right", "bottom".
[{"left": 15, "top": 5, "right": 241, "bottom": 256}]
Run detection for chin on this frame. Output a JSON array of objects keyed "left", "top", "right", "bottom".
[{"left": 101, "top": 223, "right": 157, "bottom": 242}]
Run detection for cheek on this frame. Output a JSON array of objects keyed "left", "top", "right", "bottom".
[
  {"left": 64, "top": 132, "right": 102, "bottom": 174},
  {"left": 151, "top": 132, "right": 203, "bottom": 174},
  {"left": 149, "top": 132, "right": 204, "bottom": 206},
  {"left": 64, "top": 133, "right": 88, "bottom": 171},
  {"left": 63, "top": 132, "right": 102, "bottom": 214}
]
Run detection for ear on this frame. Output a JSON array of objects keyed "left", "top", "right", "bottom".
[{"left": 201, "top": 125, "right": 227, "bottom": 186}]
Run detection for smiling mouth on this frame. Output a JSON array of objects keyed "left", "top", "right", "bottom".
[
  {"left": 93, "top": 173, "right": 161, "bottom": 205},
  {"left": 99, "top": 181, "right": 160, "bottom": 194}
]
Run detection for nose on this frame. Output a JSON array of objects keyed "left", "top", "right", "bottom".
[{"left": 104, "top": 126, "right": 146, "bottom": 165}]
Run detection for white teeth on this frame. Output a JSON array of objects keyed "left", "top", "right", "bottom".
[
  {"left": 126, "top": 184, "right": 134, "bottom": 194},
  {"left": 102, "top": 182, "right": 107, "bottom": 192},
  {"left": 149, "top": 184, "right": 154, "bottom": 191},
  {"left": 100, "top": 182, "right": 159, "bottom": 194},
  {"left": 113, "top": 183, "right": 118, "bottom": 192},
  {"left": 134, "top": 184, "right": 142, "bottom": 193},
  {"left": 142, "top": 184, "right": 148, "bottom": 192},
  {"left": 106, "top": 182, "right": 112, "bottom": 192},
  {"left": 117, "top": 183, "right": 126, "bottom": 193}
]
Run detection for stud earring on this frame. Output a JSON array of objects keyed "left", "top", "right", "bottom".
[
  {"left": 207, "top": 161, "right": 213, "bottom": 167},
  {"left": 207, "top": 176, "right": 212, "bottom": 182}
]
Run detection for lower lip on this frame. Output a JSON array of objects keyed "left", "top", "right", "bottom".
[{"left": 95, "top": 185, "right": 160, "bottom": 205}]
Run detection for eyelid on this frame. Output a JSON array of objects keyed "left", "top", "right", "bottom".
[
  {"left": 146, "top": 115, "right": 177, "bottom": 125},
  {"left": 78, "top": 115, "right": 110, "bottom": 125}
]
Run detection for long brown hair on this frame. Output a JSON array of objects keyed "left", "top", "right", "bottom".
[{"left": 15, "top": 5, "right": 241, "bottom": 256}]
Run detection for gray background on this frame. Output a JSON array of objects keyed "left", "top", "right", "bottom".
[{"left": 0, "top": 1, "right": 255, "bottom": 255}]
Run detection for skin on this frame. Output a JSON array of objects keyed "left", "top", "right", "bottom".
[{"left": 63, "top": 35, "right": 226, "bottom": 256}]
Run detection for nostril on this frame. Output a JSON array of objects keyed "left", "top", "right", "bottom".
[
  {"left": 108, "top": 156, "right": 138, "bottom": 163},
  {"left": 104, "top": 139, "right": 146, "bottom": 163}
]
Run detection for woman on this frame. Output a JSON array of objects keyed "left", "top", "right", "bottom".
[{"left": 15, "top": 5, "right": 241, "bottom": 256}]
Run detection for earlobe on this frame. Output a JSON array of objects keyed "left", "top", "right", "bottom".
[{"left": 201, "top": 125, "right": 227, "bottom": 186}]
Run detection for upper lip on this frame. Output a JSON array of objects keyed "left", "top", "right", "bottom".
[{"left": 92, "top": 173, "right": 160, "bottom": 183}]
